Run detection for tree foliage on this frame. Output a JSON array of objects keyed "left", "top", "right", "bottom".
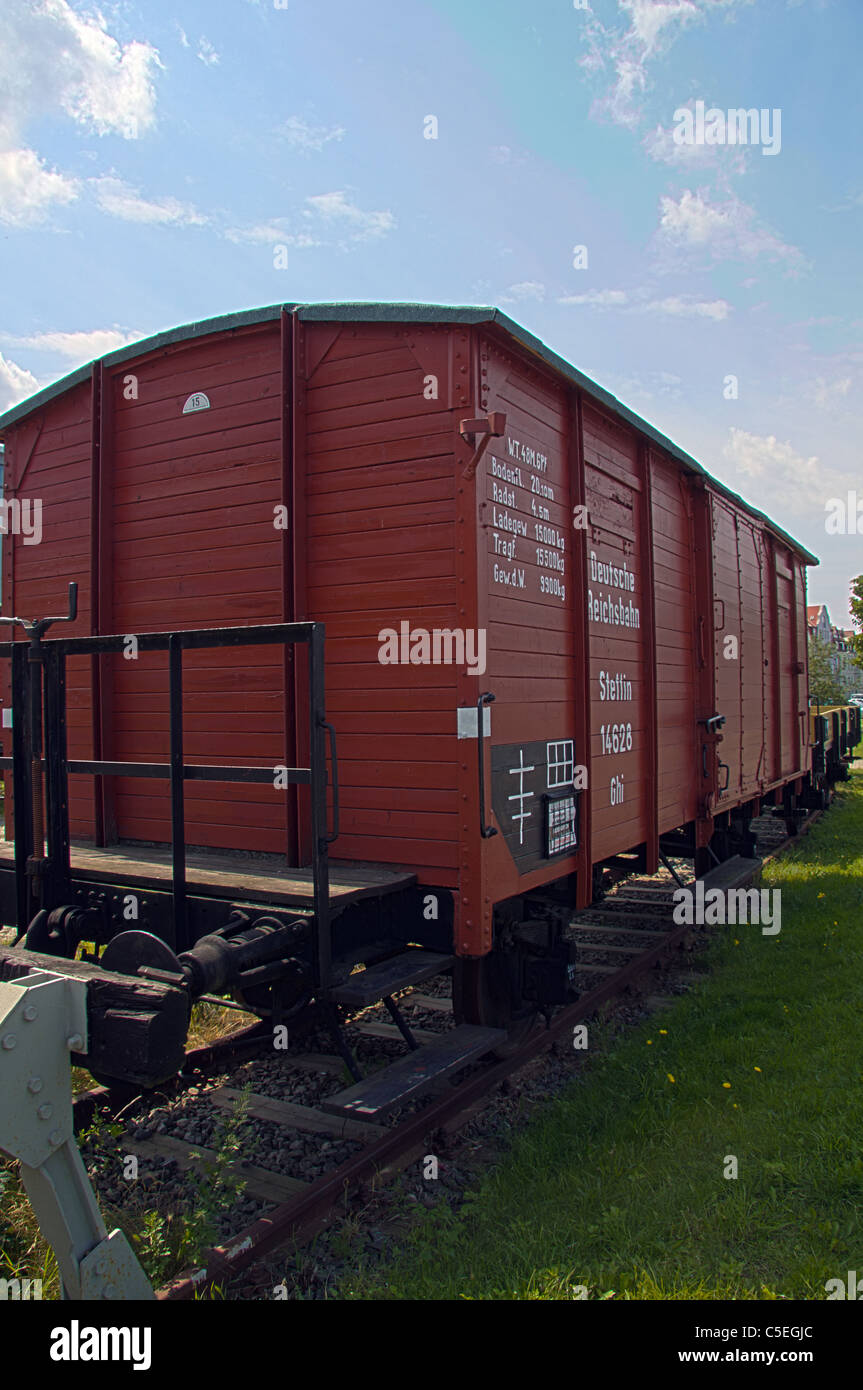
[
  {"left": 850, "top": 575, "right": 863, "bottom": 663},
  {"left": 808, "top": 636, "right": 846, "bottom": 707}
]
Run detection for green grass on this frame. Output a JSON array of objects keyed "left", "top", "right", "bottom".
[{"left": 339, "top": 769, "right": 863, "bottom": 1301}]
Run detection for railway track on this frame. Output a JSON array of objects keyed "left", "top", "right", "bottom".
[{"left": 64, "top": 808, "right": 819, "bottom": 1301}]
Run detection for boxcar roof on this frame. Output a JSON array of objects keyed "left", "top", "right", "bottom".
[{"left": 0, "top": 300, "right": 818, "bottom": 565}]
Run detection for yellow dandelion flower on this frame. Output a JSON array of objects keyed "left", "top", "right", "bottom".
[
  {"left": 754, "top": 1066, "right": 761, "bottom": 1073},
  {"left": 722, "top": 1082, "right": 731, "bottom": 1089},
  {"left": 659, "top": 1029, "right": 668, "bottom": 1035},
  {"left": 647, "top": 1039, "right": 653, "bottom": 1045},
  {"left": 734, "top": 939, "right": 739, "bottom": 946},
  {"left": 667, "top": 1074, "right": 675, "bottom": 1084},
  {"left": 817, "top": 892, "right": 825, "bottom": 899}
]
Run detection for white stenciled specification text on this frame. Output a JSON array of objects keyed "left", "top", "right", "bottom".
[{"left": 487, "top": 438, "right": 567, "bottom": 605}]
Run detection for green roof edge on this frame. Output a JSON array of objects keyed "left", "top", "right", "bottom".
[{"left": 0, "top": 301, "right": 818, "bottom": 565}]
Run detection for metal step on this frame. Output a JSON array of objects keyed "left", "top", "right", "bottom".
[
  {"left": 329, "top": 950, "right": 454, "bottom": 1008},
  {"left": 698, "top": 855, "right": 761, "bottom": 891},
  {"left": 320, "top": 1024, "right": 505, "bottom": 1121}
]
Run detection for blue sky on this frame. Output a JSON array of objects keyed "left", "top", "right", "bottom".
[{"left": 0, "top": 0, "right": 860, "bottom": 622}]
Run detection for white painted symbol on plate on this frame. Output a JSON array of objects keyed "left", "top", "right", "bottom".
[
  {"left": 507, "top": 748, "right": 536, "bottom": 846},
  {"left": 547, "top": 739, "right": 575, "bottom": 789}
]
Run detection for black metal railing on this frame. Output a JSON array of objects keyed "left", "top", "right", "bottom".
[{"left": 0, "top": 615, "right": 336, "bottom": 991}]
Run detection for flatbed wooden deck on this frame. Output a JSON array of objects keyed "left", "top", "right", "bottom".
[{"left": 0, "top": 842, "right": 416, "bottom": 912}]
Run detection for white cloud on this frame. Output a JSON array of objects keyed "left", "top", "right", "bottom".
[
  {"left": 723, "top": 428, "right": 851, "bottom": 515},
  {"left": 559, "top": 287, "right": 729, "bottom": 319},
  {"left": 224, "top": 222, "right": 321, "bottom": 247},
  {"left": 644, "top": 122, "right": 704, "bottom": 164},
  {"left": 304, "top": 191, "right": 395, "bottom": 240},
  {"left": 0, "top": 147, "right": 79, "bottom": 226},
  {"left": 0, "top": 352, "right": 38, "bottom": 412},
  {"left": 281, "top": 117, "right": 345, "bottom": 152},
  {"left": 643, "top": 295, "right": 730, "bottom": 320},
  {"left": 559, "top": 289, "right": 629, "bottom": 307},
  {"left": 500, "top": 282, "right": 546, "bottom": 303},
  {"left": 5, "top": 328, "right": 143, "bottom": 364},
  {"left": 0, "top": 0, "right": 161, "bottom": 142},
  {"left": 811, "top": 377, "right": 852, "bottom": 408},
  {"left": 615, "top": 369, "right": 684, "bottom": 402},
  {"left": 659, "top": 187, "right": 732, "bottom": 242},
  {"left": 621, "top": 0, "right": 700, "bottom": 52},
  {"left": 58, "top": 19, "right": 160, "bottom": 136},
  {"left": 197, "top": 37, "right": 220, "bottom": 67},
  {"left": 657, "top": 188, "right": 803, "bottom": 268},
  {"left": 581, "top": 0, "right": 749, "bottom": 129},
  {"left": 91, "top": 176, "right": 207, "bottom": 226},
  {"left": 643, "top": 115, "right": 747, "bottom": 172},
  {"left": 0, "top": 1, "right": 162, "bottom": 228},
  {"left": 228, "top": 191, "right": 395, "bottom": 251}
]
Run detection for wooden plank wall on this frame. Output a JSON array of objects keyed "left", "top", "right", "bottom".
[
  {"left": 106, "top": 324, "right": 287, "bottom": 852},
  {"left": 303, "top": 323, "right": 461, "bottom": 876},
  {"left": 650, "top": 452, "right": 698, "bottom": 832},
  {"left": 2, "top": 382, "right": 95, "bottom": 838}
]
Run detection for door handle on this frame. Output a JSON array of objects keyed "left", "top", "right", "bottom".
[{"left": 477, "top": 692, "right": 497, "bottom": 839}]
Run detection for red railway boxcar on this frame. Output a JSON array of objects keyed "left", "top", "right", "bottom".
[{"left": 0, "top": 303, "right": 817, "bottom": 1057}]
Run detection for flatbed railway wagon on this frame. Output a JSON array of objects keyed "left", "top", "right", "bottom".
[{"left": 0, "top": 303, "right": 820, "bottom": 1104}]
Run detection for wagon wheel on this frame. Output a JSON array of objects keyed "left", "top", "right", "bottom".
[{"left": 452, "top": 949, "right": 540, "bottom": 1058}]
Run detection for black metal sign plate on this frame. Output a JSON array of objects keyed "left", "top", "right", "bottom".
[{"left": 491, "top": 738, "right": 579, "bottom": 874}]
